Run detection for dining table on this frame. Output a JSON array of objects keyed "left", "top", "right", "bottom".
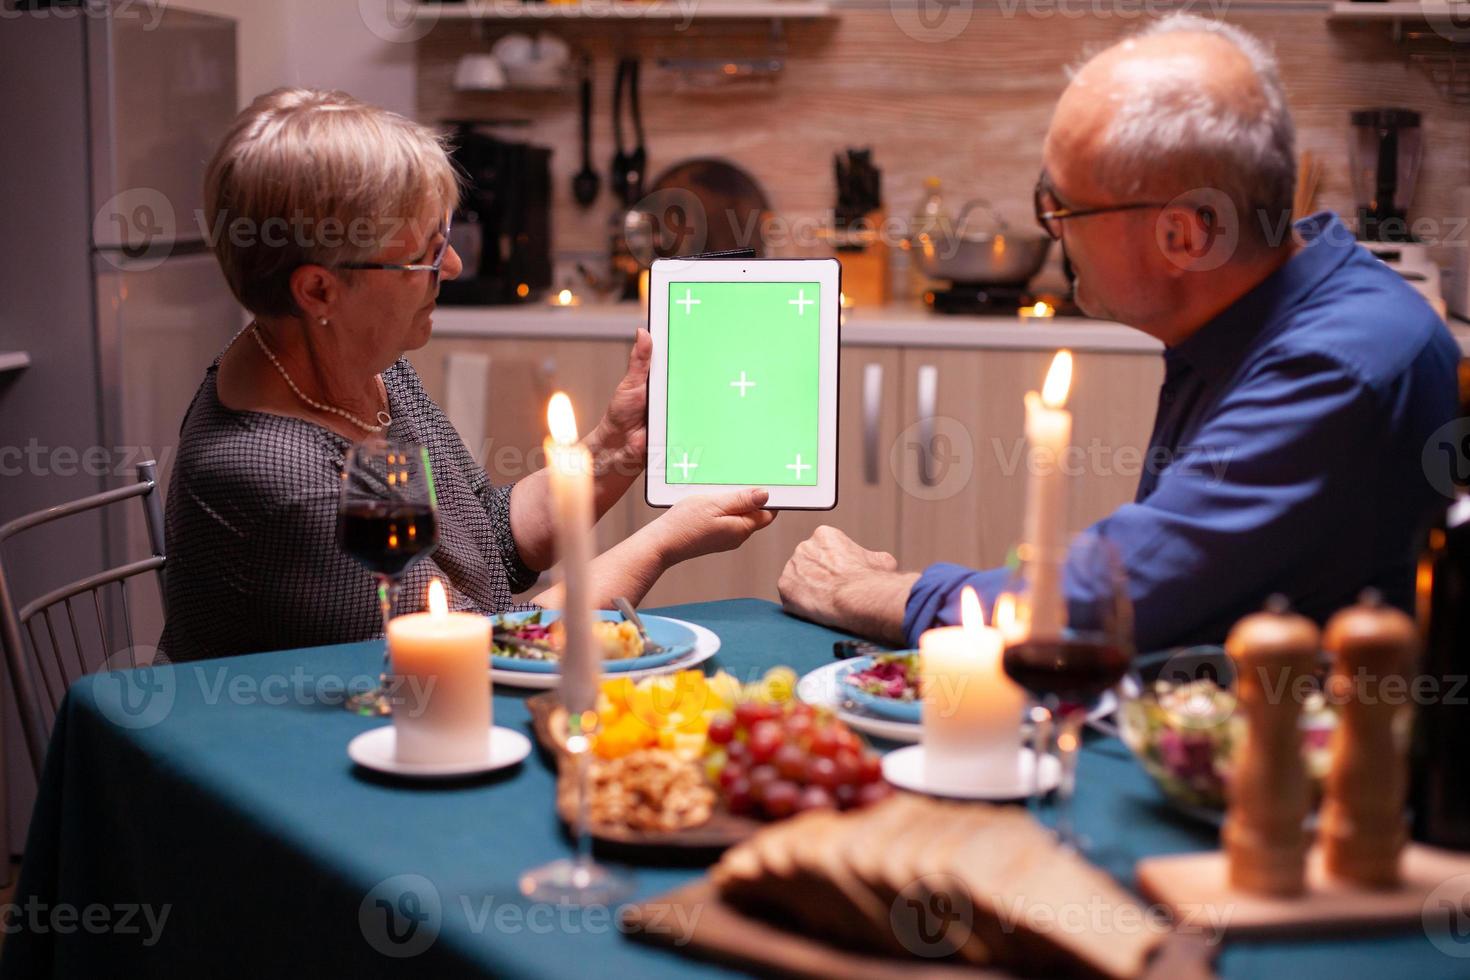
[{"left": 0, "top": 598, "right": 1462, "bottom": 978}]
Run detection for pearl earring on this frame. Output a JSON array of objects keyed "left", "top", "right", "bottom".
[{"left": 320, "top": 317, "right": 328, "bottom": 326}]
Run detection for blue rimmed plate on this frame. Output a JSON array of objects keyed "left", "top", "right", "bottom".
[
  {"left": 838, "top": 654, "right": 922, "bottom": 723},
  {"left": 490, "top": 610, "right": 696, "bottom": 674}
]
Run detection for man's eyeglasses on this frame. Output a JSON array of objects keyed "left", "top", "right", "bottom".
[
  {"left": 1033, "top": 173, "right": 1165, "bottom": 241},
  {"left": 340, "top": 210, "right": 454, "bottom": 287}
]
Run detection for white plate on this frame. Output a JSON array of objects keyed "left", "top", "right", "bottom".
[
  {"left": 489, "top": 617, "right": 721, "bottom": 691},
  {"left": 348, "top": 725, "right": 531, "bottom": 779},
  {"left": 882, "top": 744, "right": 1061, "bottom": 800},
  {"left": 796, "top": 659, "right": 1118, "bottom": 744}
]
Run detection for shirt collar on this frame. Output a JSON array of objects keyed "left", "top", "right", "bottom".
[{"left": 1166, "top": 211, "right": 1356, "bottom": 381}]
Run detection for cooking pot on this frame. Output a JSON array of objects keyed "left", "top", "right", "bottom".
[{"left": 906, "top": 198, "right": 1051, "bottom": 286}]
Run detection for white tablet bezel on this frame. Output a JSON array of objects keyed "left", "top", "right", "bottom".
[{"left": 645, "top": 257, "right": 841, "bottom": 510}]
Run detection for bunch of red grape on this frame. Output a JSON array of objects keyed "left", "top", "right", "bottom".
[{"left": 704, "top": 700, "right": 892, "bottom": 820}]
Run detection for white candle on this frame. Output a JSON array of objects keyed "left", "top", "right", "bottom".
[
  {"left": 545, "top": 392, "right": 599, "bottom": 715},
  {"left": 388, "top": 578, "right": 492, "bottom": 764},
  {"left": 920, "top": 587, "right": 1028, "bottom": 788},
  {"left": 1018, "top": 300, "right": 1056, "bottom": 323},
  {"left": 1021, "top": 350, "right": 1074, "bottom": 637}
]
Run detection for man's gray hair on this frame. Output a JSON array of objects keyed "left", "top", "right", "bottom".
[{"left": 1089, "top": 14, "right": 1297, "bottom": 246}]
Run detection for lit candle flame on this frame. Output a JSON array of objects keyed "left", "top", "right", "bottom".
[
  {"left": 1041, "top": 349, "right": 1073, "bottom": 409},
  {"left": 428, "top": 577, "right": 448, "bottom": 616},
  {"left": 557, "top": 288, "right": 573, "bottom": 306},
  {"left": 960, "top": 585, "right": 985, "bottom": 639},
  {"left": 547, "top": 391, "right": 579, "bottom": 445},
  {"left": 994, "top": 592, "right": 1016, "bottom": 634}
]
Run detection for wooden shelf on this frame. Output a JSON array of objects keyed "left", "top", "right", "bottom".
[
  {"left": 0, "top": 351, "right": 30, "bottom": 374},
  {"left": 1328, "top": 1, "right": 1469, "bottom": 23},
  {"left": 413, "top": 0, "right": 834, "bottom": 21}
]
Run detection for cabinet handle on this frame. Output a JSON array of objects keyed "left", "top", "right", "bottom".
[
  {"left": 863, "top": 362, "right": 883, "bottom": 486},
  {"left": 916, "top": 364, "right": 939, "bottom": 487}
]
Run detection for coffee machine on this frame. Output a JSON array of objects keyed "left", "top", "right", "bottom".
[
  {"left": 438, "top": 121, "right": 553, "bottom": 306},
  {"left": 1349, "top": 108, "right": 1444, "bottom": 317}
]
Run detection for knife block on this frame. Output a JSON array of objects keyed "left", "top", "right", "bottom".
[{"left": 827, "top": 209, "right": 889, "bottom": 309}]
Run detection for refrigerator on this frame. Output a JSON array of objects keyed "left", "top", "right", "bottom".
[{"left": 0, "top": 1, "right": 240, "bottom": 854}]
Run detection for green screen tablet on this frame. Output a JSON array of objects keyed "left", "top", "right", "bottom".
[{"left": 646, "top": 258, "right": 840, "bottom": 510}]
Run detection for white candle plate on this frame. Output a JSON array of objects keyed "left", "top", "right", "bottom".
[
  {"left": 881, "top": 744, "right": 1061, "bottom": 800},
  {"left": 348, "top": 725, "right": 532, "bottom": 779}
]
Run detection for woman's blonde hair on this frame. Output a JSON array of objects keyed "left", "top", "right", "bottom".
[{"left": 203, "top": 88, "right": 460, "bottom": 318}]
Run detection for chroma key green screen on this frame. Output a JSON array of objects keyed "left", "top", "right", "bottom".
[{"left": 664, "top": 281, "right": 822, "bottom": 486}]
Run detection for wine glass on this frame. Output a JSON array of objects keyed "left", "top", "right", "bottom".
[
  {"left": 519, "top": 705, "right": 635, "bottom": 907},
  {"left": 337, "top": 438, "right": 441, "bottom": 715},
  {"left": 1001, "top": 530, "right": 1133, "bottom": 849}
]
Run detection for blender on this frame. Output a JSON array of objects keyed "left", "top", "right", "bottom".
[{"left": 1349, "top": 108, "right": 1444, "bottom": 316}]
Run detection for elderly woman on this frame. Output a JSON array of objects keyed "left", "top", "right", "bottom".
[{"left": 159, "top": 88, "right": 774, "bottom": 662}]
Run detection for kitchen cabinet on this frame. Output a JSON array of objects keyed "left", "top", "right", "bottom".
[
  {"left": 893, "top": 350, "right": 1163, "bottom": 574},
  {"left": 409, "top": 335, "right": 636, "bottom": 569},
  {"left": 410, "top": 331, "right": 1162, "bottom": 612}
]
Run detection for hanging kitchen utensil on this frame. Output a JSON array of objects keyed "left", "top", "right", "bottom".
[
  {"left": 572, "top": 55, "right": 599, "bottom": 208},
  {"left": 610, "top": 58, "right": 635, "bottom": 207},
  {"left": 625, "top": 57, "right": 647, "bottom": 205}
]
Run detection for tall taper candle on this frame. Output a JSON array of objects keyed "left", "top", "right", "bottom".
[
  {"left": 545, "top": 392, "right": 599, "bottom": 714},
  {"left": 1021, "top": 350, "right": 1073, "bottom": 637}
]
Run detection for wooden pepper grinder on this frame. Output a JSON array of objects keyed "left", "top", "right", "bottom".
[
  {"left": 1320, "top": 590, "right": 1419, "bottom": 888},
  {"left": 1223, "top": 596, "right": 1320, "bottom": 896}
]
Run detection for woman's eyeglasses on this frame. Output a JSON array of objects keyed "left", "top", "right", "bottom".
[
  {"left": 340, "top": 210, "right": 454, "bottom": 287},
  {"left": 1033, "top": 173, "right": 1165, "bottom": 241}
]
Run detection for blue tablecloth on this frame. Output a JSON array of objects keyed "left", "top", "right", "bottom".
[{"left": 1, "top": 599, "right": 1463, "bottom": 978}]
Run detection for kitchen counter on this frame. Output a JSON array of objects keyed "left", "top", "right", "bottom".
[
  {"left": 430, "top": 303, "right": 1159, "bottom": 352},
  {"left": 431, "top": 304, "right": 1470, "bottom": 356}
]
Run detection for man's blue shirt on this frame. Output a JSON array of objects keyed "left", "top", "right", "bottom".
[{"left": 903, "top": 213, "right": 1461, "bottom": 651}]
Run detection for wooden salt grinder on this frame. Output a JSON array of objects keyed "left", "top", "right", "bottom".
[
  {"left": 1223, "top": 597, "right": 1320, "bottom": 897},
  {"left": 1320, "top": 590, "right": 1419, "bottom": 888}
]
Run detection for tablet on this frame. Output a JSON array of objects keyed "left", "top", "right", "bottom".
[{"left": 646, "top": 257, "right": 841, "bottom": 510}]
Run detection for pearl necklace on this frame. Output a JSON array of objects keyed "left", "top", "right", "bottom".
[{"left": 250, "top": 325, "right": 392, "bottom": 434}]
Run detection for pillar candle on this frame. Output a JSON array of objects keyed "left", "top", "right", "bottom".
[
  {"left": 1021, "top": 350, "right": 1074, "bottom": 637},
  {"left": 545, "top": 392, "right": 599, "bottom": 715},
  {"left": 388, "top": 578, "right": 492, "bottom": 765},
  {"left": 921, "top": 587, "right": 1028, "bottom": 788}
]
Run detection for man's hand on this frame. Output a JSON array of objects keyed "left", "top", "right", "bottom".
[
  {"left": 778, "top": 526, "right": 917, "bottom": 645},
  {"left": 587, "top": 328, "right": 651, "bottom": 479}
]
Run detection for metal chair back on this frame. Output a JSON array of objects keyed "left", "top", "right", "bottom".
[{"left": 0, "top": 461, "right": 167, "bottom": 776}]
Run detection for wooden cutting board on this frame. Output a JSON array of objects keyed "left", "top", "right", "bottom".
[
  {"left": 527, "top": 693, "right": 762, "bottom": 855},
  {"left": 1136, "top": 843, "right": 1470, "bottom": 938},
  {"left": 621, "top": 878, "right": 1219, "bottom": 980}
]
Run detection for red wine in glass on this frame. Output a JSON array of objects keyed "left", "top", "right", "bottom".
[
  {"left": 338, "top": 438, "right": 438, "bottom": 716},
  {"left": 1002, "top": 634, "right": 1131, "bottom": 707},
  {"left": 337, "top": 501, "right": 439, "bottom": 578}
]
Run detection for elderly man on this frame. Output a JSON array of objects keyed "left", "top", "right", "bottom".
[{"left": 779, "top": 14, "right": 1460, "bottom": 651}]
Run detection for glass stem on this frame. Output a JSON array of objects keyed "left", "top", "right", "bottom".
[
  {"left": 1029, "top": 704, "right": 1054, "bottom": 812},
  {"left": 569, "top": 710, "right": 594, "bottom": 881},
  {"left": 1054, "top": 711, "right": 1086, "bottom": 850},
  {"left": 377, "top": 575, "right": 396, "bottom": 689}
]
